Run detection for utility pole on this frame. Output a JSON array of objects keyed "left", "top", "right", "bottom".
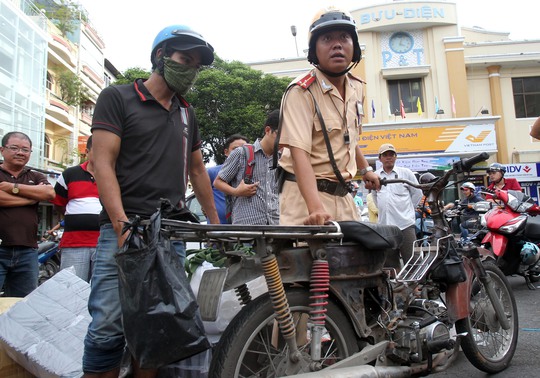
[{"left": 290, "top": 25, "right": 299, "bottom": 57}]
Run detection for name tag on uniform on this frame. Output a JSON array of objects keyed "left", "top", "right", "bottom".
[{"left": 356, "top": 102, "right": 364, "bottom": 117}]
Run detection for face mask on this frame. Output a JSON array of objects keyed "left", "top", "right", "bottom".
[{"left": 162, "top": 57, "right": 199, "bottom": 96}]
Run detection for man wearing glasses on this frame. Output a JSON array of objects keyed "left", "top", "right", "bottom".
[{"left": 0, "top": 131, "right": 55, "bottom": 297}]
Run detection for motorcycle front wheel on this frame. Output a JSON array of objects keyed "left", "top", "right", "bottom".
[
  {"left": 456, "top": 261, "right": 518, "bottom": 373},
  {"left": 209, "top": 288, "right": 358, "bottom": 378}
]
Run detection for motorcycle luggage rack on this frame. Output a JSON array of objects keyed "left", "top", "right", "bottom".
[
  {"left": 160, "top": 219, "right": 344, "bottom": 242},
  {"left": 396, "top": 235, "right": 453, "bottom": 282}
]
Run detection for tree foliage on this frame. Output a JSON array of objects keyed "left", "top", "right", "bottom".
[
  {"left": 186, "top": 57, "right": 291, "bottom": 164},
  {"left": 113, "top": 67, "right": 151, "bottom": 85},
  {"left": 118, "top": 57, "right": 291, "bottom": 164},
  {"left": 57, "top": 69, "right": 89, "bottom": 106},
  {"left": 38, "top": 0, "right": 83, "bottom": 37}
]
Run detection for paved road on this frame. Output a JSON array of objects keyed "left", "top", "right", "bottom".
[{"left": 434, "top": 275, "right": 540, "bottom": 377}]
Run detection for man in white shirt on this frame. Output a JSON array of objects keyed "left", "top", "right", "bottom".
[{"left": 373, "top": 143, "right": 422, "bottom": 267}]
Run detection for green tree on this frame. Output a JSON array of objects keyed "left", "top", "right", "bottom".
[
  {"left": 57, "top": 69, "right": 89, "bottom": 107},
  {"left": 39, "top": 0, "right": 83, "bottom": 37},
  {"left": 187, "top": 57, "right": 291, "bottom": 164},
  {"left": 113, "top": 67, "right": 151, "bottom": 85}
]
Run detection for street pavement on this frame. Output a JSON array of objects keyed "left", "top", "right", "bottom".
[{"left": 434, "top": 275, "right": 540, "bottom": 377}]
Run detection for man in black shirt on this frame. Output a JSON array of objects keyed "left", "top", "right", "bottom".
[{"left": 83, "top": 24, "right": 218, "bottom": 378}]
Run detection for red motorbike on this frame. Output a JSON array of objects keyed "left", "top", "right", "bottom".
[{"left": 480, "top": 189, "right": 540, "bottom": 289}]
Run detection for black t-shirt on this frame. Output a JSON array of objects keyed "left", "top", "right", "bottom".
[
  {"left": 91, "top": 79, "right": 201, "bottom": 223},
  {"left": 0, "top": 167, "right": 50, "bottom": 248}
]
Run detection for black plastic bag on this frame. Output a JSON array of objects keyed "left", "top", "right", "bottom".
[{"left": 115, "top": 207, "right": 210, "bottom": 369}]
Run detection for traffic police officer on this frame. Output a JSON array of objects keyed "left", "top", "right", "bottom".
[{"left": 278, "top": 7, "right": 379, "bottom": 225}]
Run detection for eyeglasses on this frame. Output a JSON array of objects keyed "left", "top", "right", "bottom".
[
  {"left": 3, "top": 145, "right": 32, "bottom": 154},
  {"left": 460, "top": 188, "right": 470, "bottom": 191}
]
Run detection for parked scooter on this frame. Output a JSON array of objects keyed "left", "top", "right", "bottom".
[
  {"left": 38, "top": 233, "right": 61, "bottom": 285},
  {"left": 480, "top": 189, "right": 540, "bottom": 289}
]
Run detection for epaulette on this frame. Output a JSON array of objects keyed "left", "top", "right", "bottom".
[
  {"left": 348, "top": 72, "right": 366, "bottom": 84},
  {"left": 295, "top": 70, "right": 316, "bottom": 89}
]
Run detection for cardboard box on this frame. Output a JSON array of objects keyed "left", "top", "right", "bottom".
[{"left": 0, "top": 298, "right": 34, "bottom": 378}]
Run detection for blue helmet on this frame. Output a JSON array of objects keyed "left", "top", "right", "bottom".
[
  {"left": 151, "top": 25, "right": 214, "bottom": 67},
  {"left": 487, "top": 162, "right": 506, "bottom": 175}
]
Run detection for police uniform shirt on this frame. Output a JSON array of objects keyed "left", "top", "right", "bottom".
[{"left": 278, "top": 68, "right": 364, "bottom": 224}]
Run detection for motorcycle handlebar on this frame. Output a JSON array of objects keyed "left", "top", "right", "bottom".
[
  {"left": 453, "top": 152, "right": 490, "bottom": 173},
  {"left": 381, "top": 152, "right": 490, "bottom": 191}
]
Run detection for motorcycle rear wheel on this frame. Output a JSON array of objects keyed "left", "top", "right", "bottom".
[
  {"left": 209, "top": 288, "right": 358, "bottom": 377},
  {"left": 456, "top": 261, "right": 518, "bottom": 373}
]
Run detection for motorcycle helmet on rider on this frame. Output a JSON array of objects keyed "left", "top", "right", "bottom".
[
  {"left": 461, "top": 182, "right": 476, "bottom": 191},
  {"left": 150, "top": 25, "right": 214, "bottom": 71},
  {"left": 307, "top": 7, "right": 362, "bottom": 77},
  {"left": 487, "top": 163, "right": 506, "bottom": 175}
]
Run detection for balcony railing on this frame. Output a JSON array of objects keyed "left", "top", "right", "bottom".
[
  {"left": 46, "top": 90, "right": 75, "bottom": 126},
  {"left": 82, "top": 65, "right": 105, "bottom": 88},
  {"left": 83, "top": 21, "right": 105, "bottom": 49}
]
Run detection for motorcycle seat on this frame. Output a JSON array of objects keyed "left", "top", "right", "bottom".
[
  {"left": 338, "top": 221, "right": 403, "bottom": 250},
  {"left": 38, "top": 241, "right": 56, "bottom": 253},
  {"left": 524, "top": 215, "right": 540, "bottom": 238}
]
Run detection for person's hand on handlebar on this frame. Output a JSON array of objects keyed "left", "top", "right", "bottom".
[{"left": 363, "top": 170, "right": 381, "bottom": 191}]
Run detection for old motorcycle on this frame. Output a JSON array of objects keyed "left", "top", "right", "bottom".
[
  {"left": 480, "top": 188, "right": 540, "bottom": 289},
  {"left": 161, "top": 152, "right": 517, "bottom": 377}
]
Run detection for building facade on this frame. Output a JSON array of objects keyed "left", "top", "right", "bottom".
[
  {"left": 249, "top": 0, "right": 540, "bottom": 201},
  {"left": 1, "top": 0, "right": 119, "bottom": 233}
]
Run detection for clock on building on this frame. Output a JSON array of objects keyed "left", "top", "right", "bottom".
[{"left": 389, "top": 32, "right": 414, "bottom": 54}]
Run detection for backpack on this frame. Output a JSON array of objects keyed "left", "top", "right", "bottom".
[{"left": 225, "top": 144, "right": 255, "bottom": 224}]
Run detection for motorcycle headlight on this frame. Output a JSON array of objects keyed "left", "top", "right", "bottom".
[
  {"left": 506, "top": 193, "right": 520, "bottom": 211},
  {"left": 499, "top": 215, "right": 528, "bottom": 234}
]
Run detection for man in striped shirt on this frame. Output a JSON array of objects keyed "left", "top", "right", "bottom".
[
  {"left": 214, "top": 110, "right": 280, "bottom": 225},
  {"left": 52, "top": 136, "right": 100, "bottom": 282}
]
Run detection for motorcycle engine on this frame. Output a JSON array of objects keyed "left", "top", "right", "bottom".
[{"left": 388, "top": 299, "right": 452, "bottom": 363}]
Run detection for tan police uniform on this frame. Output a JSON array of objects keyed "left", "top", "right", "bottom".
[{"left": 278, "top": 68, "right": 365, "bottom": 225}]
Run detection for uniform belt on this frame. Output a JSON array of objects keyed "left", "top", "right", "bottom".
[{"left": 284, "top": 172, "right": 351, "bottom": 197}]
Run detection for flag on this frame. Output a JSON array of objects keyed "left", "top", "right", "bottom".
[
  {"left": 417, "top": 97, "right": 423, "bottom": 116},
  {"left": 400, "top": 100, "right": 406, "bottom": 119},
  {"left": 451, "top": 94, "right": 456, "bottom": 116},
  {"left": 435, "top": 96, "right": 439, "bottom": 113},
  {"left": 371, "top": 99, "right": 375, "bottom": 118}
]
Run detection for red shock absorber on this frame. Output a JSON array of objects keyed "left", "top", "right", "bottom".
[{"left": 309, "top": 260, "right": 330, "bottom": 325}]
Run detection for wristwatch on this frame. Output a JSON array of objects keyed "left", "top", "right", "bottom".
[
  {"left": 12, "top": 183, "right": 19, "bottom": 195},
  {"left": 359, "top": 166, "right": 373, "bottom": 176}
]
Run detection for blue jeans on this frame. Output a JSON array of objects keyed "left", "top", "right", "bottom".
[
  {"left": 83, "top": 224, "right": 186, "bottom": 373},
  {"left": 60, "top": 247, "right": 96, "bottom": 283},
  {"left": 0, "top": 246, "right": 38, "bottom": 297}
]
